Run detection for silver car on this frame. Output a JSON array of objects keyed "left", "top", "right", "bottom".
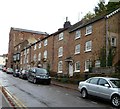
[{"left": 78, "top": 77, "right": 120, "bottom": 107}]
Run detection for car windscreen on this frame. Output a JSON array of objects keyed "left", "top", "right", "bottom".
[
  {"left": 36, "top": 68, "right": 48, "bottom": 75},
  {"left": 110, "top": 80, "right": 120, "bottom": 88}
]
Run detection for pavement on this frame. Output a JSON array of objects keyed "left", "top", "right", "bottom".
[{"left": 51, "top": 79, "right": 79, "bottom": 91}]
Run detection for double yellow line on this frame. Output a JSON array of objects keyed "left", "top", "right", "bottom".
[{"left": 1, "top": 85, "right": 28, "bottom": 109}]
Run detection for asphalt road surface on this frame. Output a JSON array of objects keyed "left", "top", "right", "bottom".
[
  {"left": 0, "top": 70, "right": 117, "bottom": 108},
  {"left": 0, "top": 91, "right": 11, "bottom": 108}
]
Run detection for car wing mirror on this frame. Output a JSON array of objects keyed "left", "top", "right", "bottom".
[{"left": 104, "top": 84, "right": 110, "bottom": 88}]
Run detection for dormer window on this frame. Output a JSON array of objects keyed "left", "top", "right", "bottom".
[
  {"left": 85, "top": 25, "right": 92, "bottom": 35},
  {"left": 59, "top": 32, "right": 64, "bottom": 41}
]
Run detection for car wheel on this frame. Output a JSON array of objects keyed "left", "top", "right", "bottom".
[
  {"left": 33, "top": 78, "right": 37, "bottom": 84},
  {"left": 81, "top": 89, "right": 88, "bottom": 98},
  {"left": 111, "top": 95, "right": 120, "bottom": 107}
]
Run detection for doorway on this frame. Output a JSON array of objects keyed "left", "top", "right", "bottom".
[{"left": 69, "top": 62, "right": 73, "bottom": 77}]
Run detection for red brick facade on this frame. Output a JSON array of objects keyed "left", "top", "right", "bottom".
[
  {"left": 8, "top": 9, "right": 120, "bottom": 76},
  {"left": 7, "top": 27, "right": 48, "bottom": 70}
]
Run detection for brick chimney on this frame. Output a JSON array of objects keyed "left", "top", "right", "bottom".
[{"left": 63, "top": 17, "right": 71, "bottom": 28}]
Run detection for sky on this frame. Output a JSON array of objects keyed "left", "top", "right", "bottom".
[{"left": 0, "top": 0, "right": 109, "bottom": 55}]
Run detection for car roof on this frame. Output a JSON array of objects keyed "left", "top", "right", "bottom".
[
  {"left": 90, "top": 77, "right": 119, "bottom": 80},
  {"left": 31, "top": 67, "right": 46, "bottom": 70}
]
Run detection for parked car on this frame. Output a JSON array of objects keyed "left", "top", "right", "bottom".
[
  {"left": 2, "top": 67, "right": 7, "bottom": 72},
  {"left": 0, "top": 65, "right": 3, "bottom": 70},
  {"left": 19, "top": 69, "right": 28, "bottom": 79},
  {"left": 6, "top": 68, "right": 14, "bottom": 74},
  {"left": 13, "top": 69, "right": 20, "bottom": 77},
  {"left": 78, "top": 77, "right": 120, "bottom": 107},
  {"left": 27, "top": 67, "right": 51, "bottom": 84}
]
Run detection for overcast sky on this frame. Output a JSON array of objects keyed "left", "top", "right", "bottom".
[{"left": 0, "top": 0, "right": 109, "bottom": 55}]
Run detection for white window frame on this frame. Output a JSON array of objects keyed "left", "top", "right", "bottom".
[
  {"left": 74, "top": 61, "right": 80, "bottom": 72},
  {"left": 75, "top": 44, "right": 80, "bottom": 54},
  {"left": 33, "top": 54, "right": 37, "bottom": 62},
  {"left": 75, "top": 30, "right": 81, "bottom": 39},
  {"left": 85, "top": 41, "right": 92, "bottom": 52},
  {"left": 18, "top": 45, "right": 20, "bottom": 49},
  {"left": 27, "top": 49, "right": 29, "bottom": 54},
  {"left": 84, "top": 60, "right": 92, "bottom": 72},
  {"left": 26, "top": 55, "right": 29, "bottom": 63},
  {"left": 95, "top": 60, "right": 100, "bottom": 68},
  {"left": 38, "top": 53, "right": 41, "bottom": 61},
  {"left": 20, "top": 58, "right": 22, "bottom": 64},
  {"left": 38, "top": 42, "right": 41, "bottom": 48},
  {"left": 111, "top": 37, "right": 116, "bottom": 47},
  {"left": 58, "top": 61, "right": 63, "bottom": 73},
  {"left": 85, "top": 25, "right": 92, "bottom": 35},
  {"left": 59, "top": 32, "right": 64, "bottom": 41},
  {"left": 24, "top": 49, "right": 26, "bottom": 55},
  {"left": 44, "top": 50, "right": 47, "bottom": 59},
  {"left": 58, "top": 47, "right": 63, "bottom": 57},
  {"left": 34, "top": 44, "right": 36, "bottom": 50},
  {"left": 44, "top": 39, "right": 47, "bottom": 46}
]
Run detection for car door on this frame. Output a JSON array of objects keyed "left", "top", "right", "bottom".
[
  {"left": 87, "top": 78, "right": 99, "bottom": 96},
  {"left": 28, "top": 68, "right": 35, "bottom": 81},
  {"left": 31, "top": 68, "right": 36, "bottom": 82},
  {"left": 97, "top": 78, "right": 112, "bottom": 99}
]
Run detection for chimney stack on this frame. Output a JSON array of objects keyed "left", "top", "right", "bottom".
[{"left": 63, "top": 17, "right": 71, "bottom": 28}]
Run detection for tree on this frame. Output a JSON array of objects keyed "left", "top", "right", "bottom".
[
  {"left": 94, "top": 0, "right": 107, "bottom": 16},
  {"left": 83, "top": 11, "right": 95, "bottom": 20},
  {"left": 106, "top": 1, "right": 120, "bottom": 13}
]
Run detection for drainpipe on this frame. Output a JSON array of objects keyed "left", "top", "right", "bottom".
[{"left": 106, "top": 16, "right": 109, "bottom": 67}]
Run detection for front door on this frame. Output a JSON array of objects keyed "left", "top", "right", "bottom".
[{"left": 69, "top": 63, "right": 73, "bottom": 77}]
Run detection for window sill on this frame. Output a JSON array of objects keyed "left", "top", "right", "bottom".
[
  {"left": 57, "top": 71, "right": 63, "bottom": 73},
  {"left": 75, "top": 37, "right": 81, "bottom": 40},
  {"left": 58, "top": 55, "right": 63, "bottom": 58},
  {"left": 74, "top": 52, "right": 80, "bottom": 55},
  {"left": 58, "top": 39, "right": 63, "bottom": 41},
  {"left": 85, "top": 32, "right": 92, "bottom": 36},
  {"left": 84, "top": 50, "right": 91, "bottom": 53},
  {"left": 74, "top": 70, "right": 80, "bottom": 73},
  {"left": 84, "top": 69, "right": 89, "bottom": 72}
]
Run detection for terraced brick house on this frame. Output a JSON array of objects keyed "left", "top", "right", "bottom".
[
  {"left": 8, "top": 8, "right": 120, "bottom": 76},
  {"left": 8, "top": 27, "right": 48, "bottom": 70}
]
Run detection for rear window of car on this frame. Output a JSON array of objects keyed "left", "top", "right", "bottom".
[{"left": 36, "top": 68, "right": 48, "bottom": 74}]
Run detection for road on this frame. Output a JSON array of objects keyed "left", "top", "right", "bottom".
[{"left": 0, "top": 70, "right": 116, "bottom": 108}]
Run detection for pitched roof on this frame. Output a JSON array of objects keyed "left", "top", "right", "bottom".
[
  {"left": 11, "top": 27, "right": 49, "bottom": 35},
  {"left": 69, "top": 8, "right": 120, "bottom": 33}
]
